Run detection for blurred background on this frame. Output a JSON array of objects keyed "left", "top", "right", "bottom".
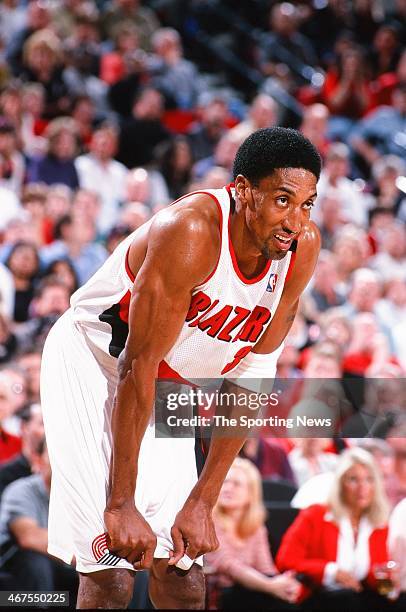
[{"left": 0, "top": 0, "right": 404, "bottom": 609}]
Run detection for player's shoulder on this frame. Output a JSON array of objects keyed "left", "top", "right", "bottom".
[
  {"left": 295, "top": 220, "right": 321, "bottom": 260},
  {"left": 149, "top": 190, "right": 222, "bottom": 248}
]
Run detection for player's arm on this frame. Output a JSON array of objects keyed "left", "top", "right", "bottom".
[
  {"left": 254, "top": 220, "right": 321, "bottom": 355},
  {"left": 168, "top": 223, "right": 321, "bottom": 566},
  {"left": 105, "top": 205, "right": 218, "bottom": 568}
]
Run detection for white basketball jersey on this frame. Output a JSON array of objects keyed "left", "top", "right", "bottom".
[{"left": 70, "top": 186, "right": 295, "bottom": 379}]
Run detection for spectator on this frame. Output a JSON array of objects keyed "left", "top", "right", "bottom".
[
  {"left": 102, "top": 0, "right": 160, "bottom": 53},
  {"left": 341, "top": 368, "right": 404, "bottom": 438},
  {"left": 0, "top": 168, "right": 21, "bottom": 233},
  {"left": 370, "top": 23, "right": 402, "bottom": 79},
  {"left": 316, "top": 143, "right": 369, "bottom": 227},
  {"left": 370, "top": 155, "right": 406, "bottom": 216},
  {"left": 0, "top": 308, "right": 17, "bottom": 365},
  {"left": 0, "top": 439, "right": 78, "bottom": 599},
  {"left": 0, "top": 261, "right": 15, "bottom": 320},
  {"left": 20, "top": 184, "right": 49, "bottom": 249},
  {"left": 0, "top": 364, "right": 29, "bottom": 433},
  {"left": 375, "top": 279, "right": 406, "bottom": 349},
  {"left": 15, "top": 277, "right": 71, "bottom": 353},
  {"left": 119, "top": 202, "right": 150, "bottom": 232},
  {"left": 75, "top": 123, "right": 128, "bottom": 235},
  {"left": 99, "top": 22, "right": 141, "bottom": 86},
  {"left": 317, "top": 192, "right": 347, "bottom": 250},
  {"left": 332, "top": 227, "right": 369, "bottom": 292},
  {"left": 70, "top": 95, "right": 96, "bottom": 150},
  {"left": 0, "top": 0, "right": 26, "bottom": 48},
  {"left": 193, "top": 130, "right": 244, "bottom": 181},
  {"left": 288, "top": 439, "right": 338, "bottom": 487},
  {"left": 16, "top": 351, "right": 42, "bottom": 404},
  {"left": 20, "top": 29, "right": 70, "bottom": 119},
  {"left": 40, "top": 215, "right": 107, "bottom": 285},
  {"left": 42, "top": 259, "right": 79, "bottom": 296},
  {"left": 277, "top": 448, "right": 393, "bottom": 611},
  {"left": 351, "top": 83, "right": 406, "bottom": 171},
  {"left": 5, "top": 242, "right": 41, "bottom": 323},
  {"left": 153, "top": 136, "right": 193, "bottom": 200},
  {"left": 27, "top": 117, "right": 80, "bottom": 190},
  {"left": 240, "top": 438, "right": 296, "bottom": 484},
  {"left": 20, "top": 82, "right": 47, "bottom": 157},
  {"left": 357, "top": 438, "right": 400, "bottom": 508},
  {"left": 339, "top": 269, "right": 393, "bottom": 332},
  {"left": 229, "top": 94, "right": 278, "bottom": 142},
  {"left": 0, "top": 403, "right": 43, "bottom": 499},
  {"left": 124, "top": 167, "right": 170, "bottom": 212},
  {"left": 5, "top": 0, "right": 51, "bottom": 76},
  {"left": 150, "top": 27, "right": 202, "bottom": 110},
  {"left": 342, "top": 312, "right": 391, "bottom": 377},
  {"left": 117, "top": 87, "right": 170, "bottom": 168},
  {"left": 0, "top": 120, "right": 25, "bottom": 196},
  {"left": 62, "top": 16, "right": 108, "bottom": 113},
  {"left": 308, "top": 251, "right": 345, "bottom": 313},
  {"left": 0, "top": 373, "right": 21, "bottom": 463},
  {"left": 299, "top": 104, "right": 330, "bottom": 160},
  {"left": 206, "top": 458, "right": 301, "bottom": 610},
  {"left": 371, "top": 221, "right": 406, "bottom": 281},
  {"left": 276, "top": 344, "right": 302, "bottom": 379},
  {"left": 321, "top": 46, "right": 375, "bottom": 142},
  {"left": 389, "top": 498, "right": 406, "bottom": 599},
  {"left": 187, "top": 94, "right": 228, "bottom": 162},
  {"left": 44, "top": 184, "right": 73, "bottom": 232},
  {"left": 317, "top": 309, "right": 352, "bottom": 354},
  {"left": 71, "top": 189, "right": 101, "bottom": 231},
  {"left": 63, "top": 12, "right": 101, "bottom": 79},
  {"left": 259, "top": 3, "right": 318, "bottom": 85},
  {"left": 387, "top": 426, "right": 406, "bottom": 505}
]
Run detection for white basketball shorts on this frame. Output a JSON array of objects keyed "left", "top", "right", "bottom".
[{"left": 40, "top": 309, "right": 202, "bottom": 573}]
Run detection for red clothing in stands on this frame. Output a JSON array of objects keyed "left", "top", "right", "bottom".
[
  {"left": 0, "top": 429, "right": 22, "bottom": 463},
  {"left": 276, "top": 504, "right": 389, "bottom": 600}
]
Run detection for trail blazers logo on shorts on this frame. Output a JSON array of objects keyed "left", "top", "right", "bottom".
[
  {"left": 92, "top": 533, "right": 121, "bottom": 566},
  {"left": 266, "top": 273, "right": 278, "bottom": 293}
]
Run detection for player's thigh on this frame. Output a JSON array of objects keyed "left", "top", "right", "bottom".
[{"left": 149, "top": 558, "right": 205, "bottom": 610}]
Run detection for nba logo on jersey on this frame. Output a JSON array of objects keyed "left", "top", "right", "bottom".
[{"left": 266, "top": 273, "right": 278, "bottom": 293}]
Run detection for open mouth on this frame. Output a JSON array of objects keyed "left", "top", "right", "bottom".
[{"left": 272, "top": 233, "right": 294, "bottom": 251}]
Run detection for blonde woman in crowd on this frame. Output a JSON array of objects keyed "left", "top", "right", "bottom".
[
  {"left": 206, "top": 457, "right": 301, "bottom": 610},
  {"left": 277, "top": 447, "right": 400, "bottom": 611}
]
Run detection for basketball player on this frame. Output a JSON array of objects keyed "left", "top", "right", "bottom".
[{"left": 41, "top": 127, "right": 321, "bottom": 609}]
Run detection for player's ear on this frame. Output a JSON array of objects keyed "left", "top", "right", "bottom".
[{"left": 234, "top": 175, "right": 254, "bottom": 208}]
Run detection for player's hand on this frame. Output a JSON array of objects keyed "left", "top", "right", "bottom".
[
  {"left": 104, "top": 502, "right": 157, "bottom": 569},
  {"left": 168, "top": 498, "right": 219, "bottom": 566},
  {"left": 335, "top": 569, "right": 362, "bottom": 591}
]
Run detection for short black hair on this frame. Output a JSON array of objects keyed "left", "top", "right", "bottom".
[{"left": 233, "top": 127, "right": 322, "bottom": 183}]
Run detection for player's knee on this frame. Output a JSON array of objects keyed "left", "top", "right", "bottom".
[
  {"left": 77, "top": 570, "right": 134, "bottom": 609},
  {"left": 149, "top": 563, "right": 205, "bottom": 610}
]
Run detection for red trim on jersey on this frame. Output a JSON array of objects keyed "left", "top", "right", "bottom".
[
  {"left": 158, "top": 360, "right": 193, "bottom": 386},
  {"left": 124, "top": 189, "right": 224, "bottom": 286},
  {"left": 125, "top": 246, "right": 135, "bottom": 282},
  {"left": 285, "top": 252, "right": 296, "bottom": 283},
  {"left": 226, "top": 183, "right": 272, "bottom": 284},
  {"left": 193, "top": 191, "right": 223, "bottom": 287}
]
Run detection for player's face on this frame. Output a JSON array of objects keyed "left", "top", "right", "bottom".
[{"left": 239, "top": 168, "right": 317, "bottom": 261}]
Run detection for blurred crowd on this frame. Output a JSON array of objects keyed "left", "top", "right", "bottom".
[{"left": 0, "top": 0, "right": 404, "bottom": 609}]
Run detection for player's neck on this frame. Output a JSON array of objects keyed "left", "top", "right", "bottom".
[{"left": 229, "top": 210, "right": 268, "bottom": 279}]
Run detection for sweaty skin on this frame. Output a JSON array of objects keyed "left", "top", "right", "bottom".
[{"left": 77, "top": 168, "right": 320, "bottom": 609}]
